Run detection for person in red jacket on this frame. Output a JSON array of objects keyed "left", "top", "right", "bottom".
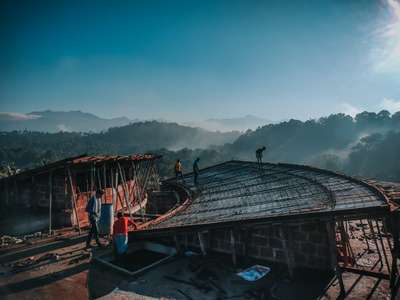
[{"left": 113, "top": 212, "right": 137, "bottom": 256}]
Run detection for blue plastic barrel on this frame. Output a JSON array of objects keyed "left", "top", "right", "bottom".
[{"left": 99, "top": 203, "right": 113, "bottom": 235}]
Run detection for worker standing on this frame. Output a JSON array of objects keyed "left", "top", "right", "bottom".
[
  {"left": 256, "top": 146, "right": 266, "bottom": 167},
  {"left": 175, "top": 159, "right": 184, "bottom": 182},
  {"left": 86, "top": 189, "right": 104, "bottom": 248},
  {"left": 113, "top": 212, "right": 137, "bottom": 257},
  {"left": 193, "top": 157, "right": 200, "bottom": 185}
]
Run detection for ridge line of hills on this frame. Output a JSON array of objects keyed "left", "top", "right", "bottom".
[{"left": 0, "top": 109, "right": 399, "bottom": 182}]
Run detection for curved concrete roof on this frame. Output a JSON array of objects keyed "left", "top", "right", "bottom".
[{"left": 145, "top": 161, "right": 389, "bottom": 231}]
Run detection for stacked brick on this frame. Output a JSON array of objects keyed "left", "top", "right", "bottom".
[{"left": 176, "top": 219, "right": 331, "bottom": 271}]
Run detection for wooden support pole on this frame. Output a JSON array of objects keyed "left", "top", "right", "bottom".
[
  {"left": 132, "top": 161, "right": 147, "bottom": 222},
  {"left": 360, "top": 219, "right": 371, "bottom": 251},
  {"left": 375, "top": 219, "right": 391, "bottom": 274},
  {"left": 48, "top": 171, "right": 53, "bottom": 235},
  {"left": 96, "top": 166, "right": 102, "bottom": 191},
  {"left": 198, "top": 231, "right": 207, "bottom": 256},
  {"left": 67, "top": 167, "right": 82, "bottom": 235},
  {"left": 115, "top": 169, "right": 120, "bottom": 213},
  {"left": 90, "top": 165, "right": 94, "bottom": 191},
  {"left": 230, "top": 229, "right": 237, "bottom": 266},
  {"left": 5, "top": 179, "right": 9, "bottom": 207},
  {"left": 14, "top": 179, "right": 19, "bottom": 204},
  {"left": 103, "top": 164, "right": 107, "bottom": 190},
  {"left": 326, "top": 221, "right": 345, "bottom": 298},
  {"left": 390, "top": 214, "right": 399, "bottom": 291},
  {"left": 368, "top": 219, "right": 383, "bottom": 267},
  {"left": 111, "top": 168, "right": 114, "bottom": 211},
  {"left": 382, "top": 219, "right": 393, "bottom": 251},
  {"left": 31, "top": 176, "right": 37, "bottom": 210},
  {"left": 117, "top": 163, "right": 133, "bottom": 219},
  {"left": 338, "top": 220, "right": 355, "bottom": 266}
]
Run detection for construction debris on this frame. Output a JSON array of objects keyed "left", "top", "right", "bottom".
[{"left": 0, "top": 235, "right": 23, "bottom": 246}]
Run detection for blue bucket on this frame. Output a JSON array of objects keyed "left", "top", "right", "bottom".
[{"left": 99, "top": 203, "right": 113, "bottom": 235}]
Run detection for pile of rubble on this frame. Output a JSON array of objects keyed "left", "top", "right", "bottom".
[
  {"left": 1, "top": 231, "right": 46, "bottom": 247},
  {"left": 0, "top": 235, "right": 24, "bottom": 247}
]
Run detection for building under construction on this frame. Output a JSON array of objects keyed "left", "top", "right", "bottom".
[
  {"left": 0, "top": 154, "right": 161, "bottom": 233},
  {"left": 132, "top": 160, "right": 399, "bottom": 298},
  {"left": 1, "top": 158, "right": 399, "bottom": 299}
]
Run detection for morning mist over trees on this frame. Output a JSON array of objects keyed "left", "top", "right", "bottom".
[{"left": 1, "top": 109, "right": 399, "bottom": 182}]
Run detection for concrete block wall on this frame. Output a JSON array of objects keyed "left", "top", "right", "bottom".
[{"left": 175, "top": 219, "right": 331, "bottom": 271}]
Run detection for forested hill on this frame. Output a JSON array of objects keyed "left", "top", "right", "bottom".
[
  {"left": 224, "top": 110, "right": 400, "bottom": 181},
  {"left": 229, "top": 111, "right": 400, "bottom": 162},
  {"left": 0, "top": 111, "right": 399, "bottom": 181},
  {"left": 0, "top": 120, "right": 240, "bottom": 169}
]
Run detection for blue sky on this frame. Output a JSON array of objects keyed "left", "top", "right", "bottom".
[{"left": 0, "top": 0, "right": 399, "bottom": 122}]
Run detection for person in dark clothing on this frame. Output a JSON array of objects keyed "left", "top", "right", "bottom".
[
  {"left": 193, "top": 157, "right": 200, "bottom": 185},
  {"left": 256, "top": 146, "right": 266, "bottom": 166},
  {"left": 174, "top": 159, "right": 184, "bottom": 182},
  {"left": 86, "top": 189, "right": 103, "bottom": 248}
]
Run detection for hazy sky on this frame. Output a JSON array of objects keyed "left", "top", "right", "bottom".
[{"left": 0, "top": 0, "right": 399, "bottom": 122}]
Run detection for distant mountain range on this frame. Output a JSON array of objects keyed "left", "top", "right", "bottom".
[
  {"left": 185, "top": 115, "right": 271, "bottom": 132},
  {"left": 0, "top": 110, "right": 134, "bottom": 132},
  {"left": 0, "top": 111, "right": 271, "bottom": 133}
]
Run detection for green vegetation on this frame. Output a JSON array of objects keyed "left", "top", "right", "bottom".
[{"left": 1, "top": 111, "right": 399, "bottom": 181}]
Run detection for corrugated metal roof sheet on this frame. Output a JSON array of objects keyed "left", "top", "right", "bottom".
[
  {"left": 146, "top": 161, "right": 388, "bottom": 231},
  {"left": 0, "top": 153, "right": 161, "bottom": 181}
]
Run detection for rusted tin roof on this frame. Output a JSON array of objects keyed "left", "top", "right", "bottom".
[
  {"left": 0, "top": 153, "right": 161, "bottom": 181},
  {"left": 141, "top": 161, "right": 389, "bottom": 232}
]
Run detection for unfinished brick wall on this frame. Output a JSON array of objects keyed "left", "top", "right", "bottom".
[
  {"left": 0, "top": 174, "right": 66, "bottom": 208},
  {"left": 175, "top": 219, "right": 331, "bottom": 271}
]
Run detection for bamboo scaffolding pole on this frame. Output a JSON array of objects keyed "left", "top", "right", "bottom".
[
  {"left": 132, "top": 161, "right": 145, "bottom": 222},
  {"left": 117, "top": 162, "right": 133, "bottom": 219},
  {"left": 96, "top": 166, "right": 102, "bottom": 191},
  {"left": 138, "top": 160, "right": 153, "bottom": 220},
  {"left": 67, "top": 167, "right": 82, "bottom": 235}
]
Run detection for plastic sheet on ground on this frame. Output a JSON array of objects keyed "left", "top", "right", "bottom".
[{"left": 237, "top": 265, "right": 271, "bottom": 281}]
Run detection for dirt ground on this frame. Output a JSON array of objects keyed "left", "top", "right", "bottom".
[
  {"left": 0, "top": 234, "right": 92, "bottom": 300},
  {"left": 0, "top": 221, "right": 395, "bottom": 300}
]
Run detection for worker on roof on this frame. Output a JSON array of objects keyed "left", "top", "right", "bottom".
[
  {"left": 256, "top": 146, "right": 266, "bottom": 166},
  {"left": 174, "top": 159, "right": 184, "bottom": 182},
  {"left": 193, "top": 157, "right": 200, "bottom": 185},
  {"left": 113, "top": 212, "right": 137, "bottom": 256},
  {"left": 86, "top": 189, "right": 104, "bottom": 248}
]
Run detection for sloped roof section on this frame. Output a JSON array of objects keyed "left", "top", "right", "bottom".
[
  {"left": 145, "top": 161, "right": 388, "bottom": 231},
  {"left": 1, "top": 154, "right": 161, "bottom": 181}
]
